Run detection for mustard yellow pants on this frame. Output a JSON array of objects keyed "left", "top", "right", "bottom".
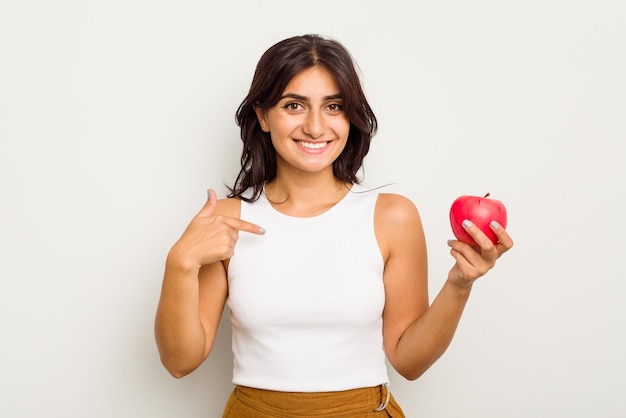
[{"left": 221, "top": 384, "right": 406, "bottom": 417}]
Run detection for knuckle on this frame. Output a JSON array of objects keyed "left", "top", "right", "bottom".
[{"left": 218, "top": 245, "right": 234, "bottom": 260}]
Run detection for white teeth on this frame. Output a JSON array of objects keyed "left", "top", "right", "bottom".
[{"left": 298, "top": 141, "right": 328, "bottom": 149}]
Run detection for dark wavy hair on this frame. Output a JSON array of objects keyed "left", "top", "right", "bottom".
[{"left": 228, "top": 34, "right": 378, "bottom": 202}]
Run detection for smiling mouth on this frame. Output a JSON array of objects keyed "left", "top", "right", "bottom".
[{"left": 296, "top": 140, "right": 329, "bottom": 150}]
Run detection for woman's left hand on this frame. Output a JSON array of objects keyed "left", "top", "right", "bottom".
[{"left": 447, "top": 220, "right": 514, "bottom": 288}]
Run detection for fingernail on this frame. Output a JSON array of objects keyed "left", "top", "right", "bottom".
[
  {"left": 490, "top": 221, "right": 500, "bottom": 230},
  {"left": 207, "top": 189, "right": 211, "bottom": 199},
  {"left": 462, "top": 219, "right": 473, "bottom": 228},
  {"left": 259, "top": 227, "right": 267, "bottom": 235}
]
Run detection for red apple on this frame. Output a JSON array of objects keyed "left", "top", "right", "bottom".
[{"left": 450, "top": 193, "right": 507, "bottom": 245}]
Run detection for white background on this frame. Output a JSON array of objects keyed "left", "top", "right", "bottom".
[{"left": 1, "top": 1, "right": 625, "bottom": 417}]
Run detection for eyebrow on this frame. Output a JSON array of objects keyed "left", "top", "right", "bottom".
[{"left": 279, "top": 93, "right": 343, "bottom": 102}]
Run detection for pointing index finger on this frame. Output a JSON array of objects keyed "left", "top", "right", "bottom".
[{"left": 227, "top": 217, "right": 266, "bottom": 235}]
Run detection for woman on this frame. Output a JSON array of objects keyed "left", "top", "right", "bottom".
[{"left": 155, "top": 34, "right": 513, "bottom": 417}]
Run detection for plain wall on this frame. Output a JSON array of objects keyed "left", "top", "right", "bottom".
[{"left": 1, "top": 1, "right": 624, "bottom": 417}]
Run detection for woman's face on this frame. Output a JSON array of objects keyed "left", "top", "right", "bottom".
[{"left": 255, "top": 66, "right": 350, "bottom": 177}]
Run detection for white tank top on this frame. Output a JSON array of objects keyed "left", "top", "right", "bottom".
[{"left": 227, "top": 184, "right": 389, "bottom": 392}]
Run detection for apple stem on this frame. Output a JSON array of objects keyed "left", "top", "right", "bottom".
[{"left": 484, "top": 192, "right": 491, "bottom": 198}]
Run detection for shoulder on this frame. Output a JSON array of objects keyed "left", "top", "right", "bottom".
[
  {"left": 375, "top": 193, "right": 425, "bottom": 258},
  {"left": 215, "top": 197, "right": 242, "bottom": 219},
  {"left": 375, "top": 193, "right": 421, "bottom": 225}
]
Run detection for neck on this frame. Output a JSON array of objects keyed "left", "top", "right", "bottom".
[{"left": 265, "top": 170, "right": 351, "bottom": 217}]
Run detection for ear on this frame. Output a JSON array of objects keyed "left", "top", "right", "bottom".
[{"left": 254, "top": 105, "right": 270, "bottom": 132}]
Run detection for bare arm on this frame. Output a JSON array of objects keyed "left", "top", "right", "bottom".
[
  {"left": 154, "top": 190, "right": 265, "bottom": 378},
  {"left": 376, "top": 194, "right": 513, "bottom": 380}
]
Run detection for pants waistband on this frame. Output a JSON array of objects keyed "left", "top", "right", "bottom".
[{"left": 230, "top": 384, "right": 390, "bottom": 417}]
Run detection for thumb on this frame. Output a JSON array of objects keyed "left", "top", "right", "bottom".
[{"left": 198, "top": 188, "right": 217, "bottom": 217}]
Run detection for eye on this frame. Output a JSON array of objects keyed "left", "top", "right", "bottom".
[
  {"left": 282, "top": 102, "right": 304, "bottom": 111},
  {"left": 326, "top": 103, "right": 344, "bottom": 114}
]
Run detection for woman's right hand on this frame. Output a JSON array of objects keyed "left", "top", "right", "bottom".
[{"left": 167, "top": 189, "right": 266, "bottom": 271}]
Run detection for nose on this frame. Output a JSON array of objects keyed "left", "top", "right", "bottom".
[{"left": 302, "top": 109, "right": 325, "bottom": 139}]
